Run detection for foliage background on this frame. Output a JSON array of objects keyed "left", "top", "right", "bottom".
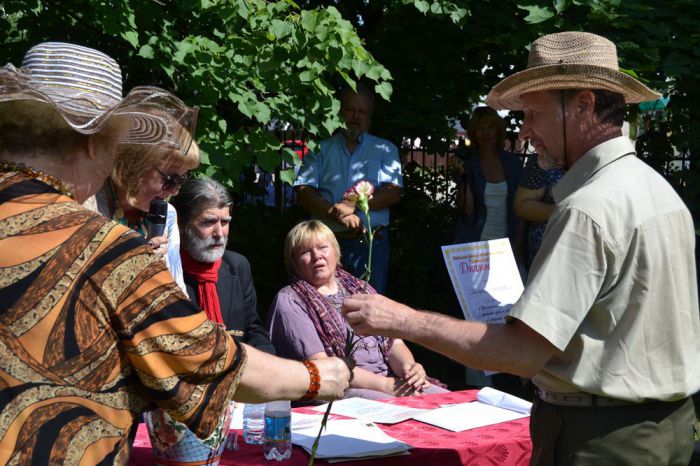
[{"left": 2, "top": 0, "right": 699, "bottom": 391}]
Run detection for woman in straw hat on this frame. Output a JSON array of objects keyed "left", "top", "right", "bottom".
[
  {"left": 342, "top": 31, "right": 699, "bottom": 465},
  {"left": 0, "top": 42, "right": 350, "bottom": 464}
]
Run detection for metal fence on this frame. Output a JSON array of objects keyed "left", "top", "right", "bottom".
[
  {"left": 242, "top": 135, "right": 693, "bottom": 212},
  {"left": 241, "top": 140, "right": 469, "bottom": 211}
]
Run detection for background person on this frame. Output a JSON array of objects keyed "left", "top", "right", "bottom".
[
  {"left": 268, "top": 220, "right": 447, "bottom": 401},
  {"left": 295, "top": 83, "right": 403, "bottom": 294},
  {"left": 342, "top": 31, "right": 700, "bottom": 465},
  {"left": 514, "top": 156, "right": 565, "bottom": 273},
  {"left": 0, "top": 42, "right": 350, "bottom": 464},
  {"left": 173, "top": 176, "right": 275, "bottom": 354},
  {"left": 451, "top": 106, "right": 524, "bottom": 253}
]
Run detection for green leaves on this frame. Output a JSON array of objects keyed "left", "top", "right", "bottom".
[
  {"left": 121, "top": 30, "right": 139, "bottom": 47},
  {"left": 4, "top": 0, "right": 698, "bottom": 225},
  {"left": 518, "top": 4, "right": 555, "bottom": 23},
  {"left": 374, "top": 82, "right": 393, "bottom": 101},
  {"left": 414, "top": 1, "right": 430, "bottom": 13},
  {"left": 138, "top": 44, "right": 154, "bottom": 59},
  {"left": 48, "top": 0, "right": 395, "bottom": 188}
]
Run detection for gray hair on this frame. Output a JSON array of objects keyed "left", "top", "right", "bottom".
[{"left": 172, "top": 177, "right": 233, "bottom": 227}]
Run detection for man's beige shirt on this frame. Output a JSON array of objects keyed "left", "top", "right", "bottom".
[{"left": 509, "top": 136, "right": 700, "bottom": 401}]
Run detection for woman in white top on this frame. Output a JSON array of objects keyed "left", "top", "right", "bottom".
[{"left": 452, "top": 106, "right": 524, "bottom": 247}]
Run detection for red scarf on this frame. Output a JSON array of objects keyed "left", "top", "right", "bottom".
[{"left": 180, "top": 248, "right": 224, "bottom": 324}]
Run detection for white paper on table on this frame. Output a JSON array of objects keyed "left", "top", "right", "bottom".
[
  {"left": 477, "top": 387, "right": 532, "bottom": 414},
  {"left": 292, "top": 418, "right": 411, "bottom": 459},
  {"left": 412, "top": 400, "right": 529, "bottom": 432},
  {"left": 312, "top": 397, "right": 426, "bottom": 424},
  {"left": 291, "top": 412, "right": 326, "bottom": 431}
]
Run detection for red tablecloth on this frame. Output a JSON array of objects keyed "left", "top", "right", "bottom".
[{"left": 128, "top": 390, "right": 532, "bottom": 466}]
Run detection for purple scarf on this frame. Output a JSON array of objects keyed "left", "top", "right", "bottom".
[{"left": 290, "top": 268, "right": 391, "bottom": 360}]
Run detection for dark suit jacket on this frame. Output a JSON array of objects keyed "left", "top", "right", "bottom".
[{"left": 184, "top": 250, "right": 276, "bottom": 355}]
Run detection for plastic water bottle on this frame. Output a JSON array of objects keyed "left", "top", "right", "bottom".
[
  {"left": 263, "top": 400, "right": 292, "bottom": 461},
  {"left": 242, "top": 403, "right": 266, "bottom": 444}
]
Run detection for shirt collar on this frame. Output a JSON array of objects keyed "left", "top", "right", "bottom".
[
  {"left": 552, "top": 136, "right": 636, "bottom": 203},
  {"left": 341, "top": 131, "right": 367, "bottom": 156},
  {"left": 339, "top": 131, "right": 367, "bottom": 141}
]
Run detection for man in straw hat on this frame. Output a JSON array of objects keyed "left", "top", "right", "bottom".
[
  {"left": 0, "top": 42, "right": 350, "bottom": 463},
  {"left": 342, "top": 31, "right": 699, "bottom": 464}
]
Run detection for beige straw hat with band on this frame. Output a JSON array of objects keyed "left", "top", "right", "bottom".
[
  {"left": 486, "top": 31, "right": 661, "bottom": 111},
  {"left": 0, "top": 42, "right": 198, "bottom": 151}
]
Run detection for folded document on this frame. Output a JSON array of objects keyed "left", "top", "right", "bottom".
[
  {"left": 412, "top": 388, "right": 531, "bottom": 432},
  {"left": 477, "top": 386, "right": 532, "bottom": 414},
  {"left": 292, "top": 416, "right": 411, "bottom": 460}
]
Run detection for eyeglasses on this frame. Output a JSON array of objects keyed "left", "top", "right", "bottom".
[{"left": 154, "top": 166, "right": 190, "bottom": 190}]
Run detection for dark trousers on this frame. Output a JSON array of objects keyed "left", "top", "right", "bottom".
[{"left": 530, "top": 396, "right": 696, "bottom": 466}]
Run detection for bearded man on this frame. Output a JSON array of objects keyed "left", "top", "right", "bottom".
[{"left": 173, "top": 177, "right": 275, "bottom": 354}]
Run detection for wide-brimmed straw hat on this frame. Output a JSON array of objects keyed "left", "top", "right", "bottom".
[
  {"left": 486, "top": 31, "right": 661, "bottom": 110},
  {"left": 0, "top": 42, "right": 198, "bottom": 150}
]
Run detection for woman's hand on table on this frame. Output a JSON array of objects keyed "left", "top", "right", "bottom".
[
  {"left": 400, "top": 362, "right": 429, "bottom": 392},
  {"left": 385, "top": 376, "right": 422, "bottom": 397}
]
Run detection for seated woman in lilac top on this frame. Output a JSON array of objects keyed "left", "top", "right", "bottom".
[{"left": 268, "top": 220, "right": 448, "bottom": 400}]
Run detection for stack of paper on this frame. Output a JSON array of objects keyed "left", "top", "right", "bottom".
[
  {"left": 291, "top": 413, "right": 411, "bottom": 461},
  {"left": 413, "top": 388, "right": 531, "bottom": 432}
]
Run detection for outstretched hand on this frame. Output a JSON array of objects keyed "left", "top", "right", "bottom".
[{"left": 341, "top": 294, "right": 413, "bottom": 339}]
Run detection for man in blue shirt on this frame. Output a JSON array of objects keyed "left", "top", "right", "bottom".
[{"left": 295, "top": 84, "right": 403, "bottom": 294}]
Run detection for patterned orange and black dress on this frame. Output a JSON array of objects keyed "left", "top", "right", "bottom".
[{"left": 0, "top": 171, "right": 247, "bottom": 465}]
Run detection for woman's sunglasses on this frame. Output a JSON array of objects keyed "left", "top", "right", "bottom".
[{"left": 154, "top": 166, "right": 191, "bottom": 190}]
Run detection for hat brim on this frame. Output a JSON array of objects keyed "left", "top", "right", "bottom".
[
  {"left": 0, "top": 66, "right": 197, "bottom": 147},
  {"left": 486, "top": 64, "right": 661, "bottom": 110}
]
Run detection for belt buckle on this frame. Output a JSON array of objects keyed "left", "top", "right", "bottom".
[{"left": 539, "top": 389, "right": 592, "bottom": 407}]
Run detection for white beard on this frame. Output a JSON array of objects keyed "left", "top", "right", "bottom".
[{"left": 183, "top": 226, "right": 227, "bottom": 263}]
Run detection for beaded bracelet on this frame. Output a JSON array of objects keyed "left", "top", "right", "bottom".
[{"left": 299, "top": 360, "right": 321, "bottom": 402}]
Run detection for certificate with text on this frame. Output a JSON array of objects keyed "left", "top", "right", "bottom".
[{"left": 442, "top": 238, "right": 524, "bottom": 323}]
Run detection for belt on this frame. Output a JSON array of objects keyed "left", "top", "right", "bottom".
[{"left": 537, "top": 388, "right": 643, "bottom": 408}]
